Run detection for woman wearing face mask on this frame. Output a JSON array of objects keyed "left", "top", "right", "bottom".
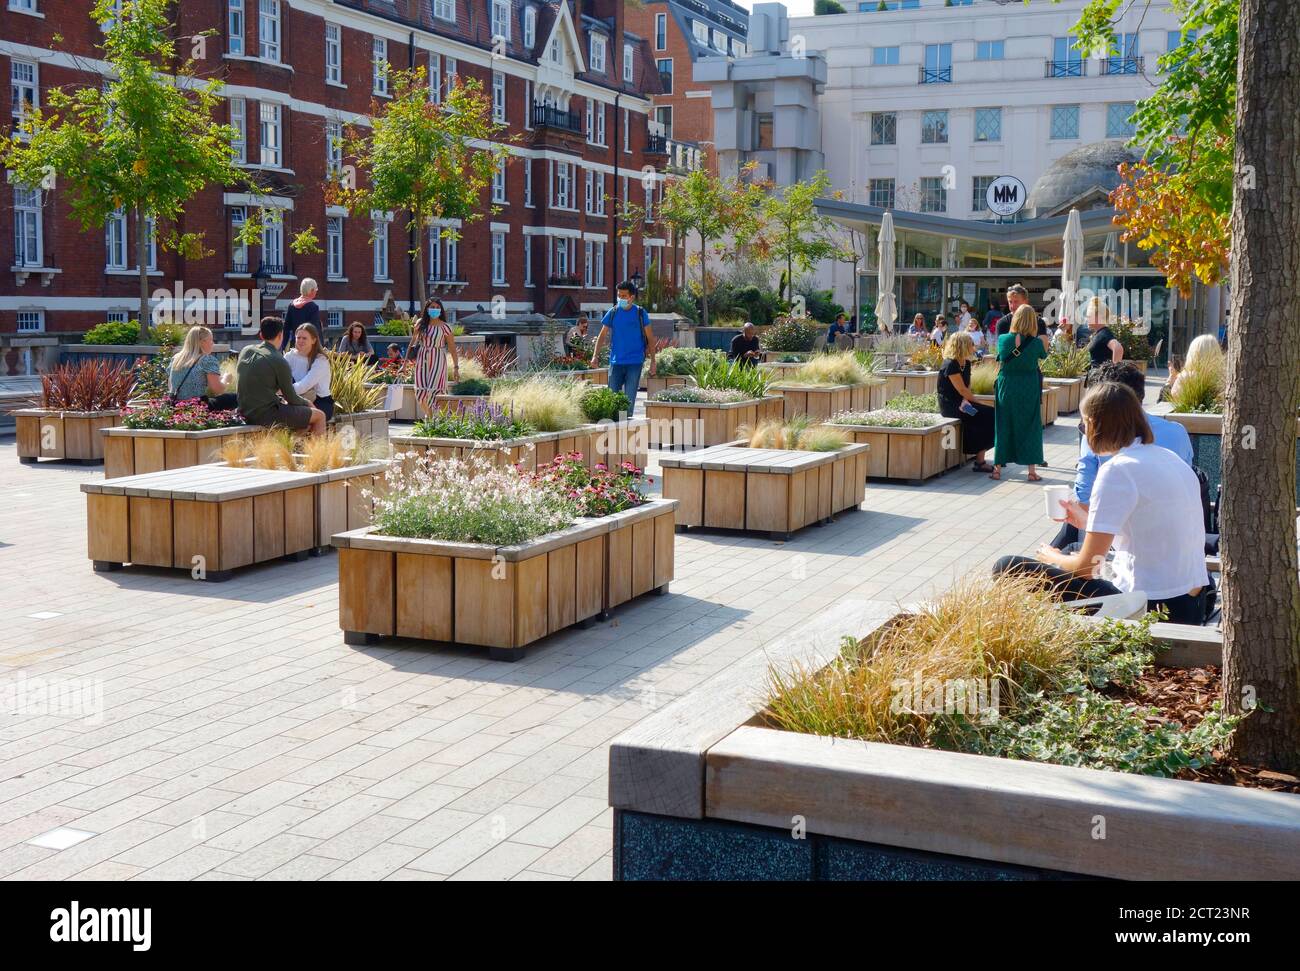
[{"left": 411, "top": 297, "right": 460, "bottom": 416}]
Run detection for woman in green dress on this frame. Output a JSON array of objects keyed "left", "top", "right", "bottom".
[{"left": 992, "top": 304, "right": 1049, "bottom": 481}]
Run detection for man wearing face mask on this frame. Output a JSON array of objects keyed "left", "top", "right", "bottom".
[{"left": 592, "top": 281, "right": 656, "bottom": 416}]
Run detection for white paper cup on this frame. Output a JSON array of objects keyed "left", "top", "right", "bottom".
[{"left": 1043, "top": 485, "right": 1070, "bottom": 522}]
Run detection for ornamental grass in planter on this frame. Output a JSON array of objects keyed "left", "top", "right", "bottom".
[
  {"left": 17, "top": 359, "right": 137, "bottom": 464},
  {"left": 772, "top": 353, "right": 884, "bottom": 420},
  {"left": 1041, "top": 345, "right": 1090, "bottom": 413},
  {"left": 648, "top": 347, "right": 723, "bottom": 396},
  {"left": 335, "top": 453, "right": 675, "bottom": 659},
  {"left": 647, "top": 362, "right": 782, "bottom": 448},
  {"left": 826, "top": 407, "right": 962, "bottom": 482},
  {"left": 741, "top": 416, "right": 849, "bottom": 452},
  {"left": 490, "top": 375, "right": 586, "bottom": 432}
]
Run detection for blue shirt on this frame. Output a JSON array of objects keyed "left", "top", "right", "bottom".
[
  {"left": 601, "top": 304, "right": 648, "bottom": 365},
  {"left": 1074, "top": 411, "right": 1195, "bottom": 504}
]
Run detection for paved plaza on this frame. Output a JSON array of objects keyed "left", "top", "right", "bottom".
[{"left": 0, "top": 401, "right": 1104, "bottom": 881}]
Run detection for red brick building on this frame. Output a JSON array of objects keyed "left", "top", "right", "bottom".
[{"left": 1, "top": 0, "right": 682, "bottom": 337}]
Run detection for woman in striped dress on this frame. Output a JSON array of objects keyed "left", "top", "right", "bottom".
[{"left": 411, "top": 296, "right": 460, "bottom": 415}]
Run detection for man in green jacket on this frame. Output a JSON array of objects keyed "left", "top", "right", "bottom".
[{"left": 237, "top": 317, "right": 326, "bottom": 435}]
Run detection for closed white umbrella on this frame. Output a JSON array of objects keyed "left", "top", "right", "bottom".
[
  {"left": 876, "top": 212, "right": 898, "bottom": 334},
  {"left": 1061, "top": 208, "right": 1084, "bottom": 329}
]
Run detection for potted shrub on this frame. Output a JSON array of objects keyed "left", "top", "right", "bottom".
[
  {"left": 327, "top": 351, "right": 397, "bottom": 438},
  {"left": 16, "top": 360, "right": 135, "bottom": 464},
  {"left": 660, "top": 417, "right": 869, "bottom": 539},
  {"left": 333, "top": 452, "right": 677, "bottom": 661},
  {"left": 770, "top": 352, "right": 885, "bottom": 420},
  {"left": 102, "top": 397, "right": 255, "bottom": 478},
  {"left": 81, "top": 429, "right": 388, "bottom": 580},
  {"left": 825, "top": 406, "right": 962, "bottom": 483},
  {"left": 647, "top": 346, "right": 724, "bottom": 396},
  {"left": 610, "top": 580, "right": 1300, "bottom": 881},
  {"left": 646, "top": 359, "right": 783, "bottom": 448},
  {"left": 1112, "top": 316, "right": 1153, "bottom": 374},
  {"left": 1040, "top": 345, "right": 1090, "bottom": 413},
  {"left": 759, "top": 314, "right": 821, "bottom": 362}
]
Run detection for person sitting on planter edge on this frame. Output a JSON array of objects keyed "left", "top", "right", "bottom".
[
  {"left": 592, "top": 281, "right": 656, "bottom": 414},
  {"left": 169, "top": 325, "right": 237, "bottom": 411},
  {"left": 285, "top": 323, "right": 335, "bottom": 421},
  {"left": 1050, "top": 361, "right": 1194, "bottom": 551},
  {"left": 993, "top": 382, "right": 1212, "bottom": 625},
  {"left": 938, "top": 332, "right": 995, "bottom": 473},
  {"left": 237, "top": 316, "right": 326, "bottom": 435},
  {"left": 827, "top": 312, "right": 853, "bottom": 345},
  {"left": 729, "top": 321, "right": 762, "bottom": 367}
]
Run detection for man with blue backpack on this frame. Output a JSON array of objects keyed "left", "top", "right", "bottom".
[{"left": 590, "top": 280, "right": 656, "bottom": 416}]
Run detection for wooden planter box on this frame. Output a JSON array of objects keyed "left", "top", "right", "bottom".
[
  {"left": 645, "top": 396, "right": 783, "bottom": 449},
  {"left": 80, "top": 461, "right": 385, "bottom": 581},
  {"left": 828, "top": 416, "right": 962, "bottom": 483},
  {"left": 330, "top": 408, "right": 395, "bottom": 441},
  {"left": 1044, "top": 376, "right": 1084, "bottom": 414},
  {"left": 757, "top": 361, "right": 807, "bottom": 383},
  {"left": 644, "top": 374, "right": 690, "bottom": 397},
  {"left": 609, "top": 600, "right": 1300, "bottom": 881},
  {"left": 392, "top": 419, "right": 648, "bottom": 473},
  {"left": 878, "top": 370, "right": 939, "bottom": 401},
  {"left": 1167, "top": 412, "right": 1300, "bottom": 504},
  {"left": 761, "top": 351, "right": 813, "bottom": 363},
  {"left": 366, "top": 382, "right": 419, "bottom": 421},
  {"left": 770, "top": 382, "right": 885, "bottom": 421},
  {"left": 101, "top": 424, "right": 262, "bottom": 479},
  {"left": 660, "top": 441, "right": 869, "bottom": 539},
  {"left": 15, "top": 409, "right": 119, "bottom": 464},
  {"left": 333, "top": 499, "right": 677, "bottom": 661},
  {"left": 973, "top": 385, "right": 1060, "bottom": 426}
]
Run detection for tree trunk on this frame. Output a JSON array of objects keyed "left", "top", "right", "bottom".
[
  {"left": 1221, "top": 0, "right": 1300, "bottom": 772},
  {"left": 414, "top": 235, "right": 427, "bottom": 309},
  {"left": 699, "top": 234, "right": 710, "bottom": 327},
  {"left": 136, "top": 207, "right": 152, "bottom": 344}
]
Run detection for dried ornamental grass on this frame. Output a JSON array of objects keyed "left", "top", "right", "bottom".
[
  {"left": 249, "top": 429, "right": 296, "bottom": 470},
  {"left": 1168, "top": 360, "right": 1225, "bottom": 415},
  {"left": 789, "top": 353, "right": 878, "bottom": 388},
  {"left": 741, "top": 416, "right": 848, "bottom": 452},
  {"left": 969, "top": 361, "right": 999, "bottom": 395},
  {"left": 490, "top": 376, "right": 586, "bottom": 432}
]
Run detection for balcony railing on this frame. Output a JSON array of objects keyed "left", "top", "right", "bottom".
[
  {"left": 547, "top": 274, "right": 582, "bottom": 288},
  {"left": 229, "top": 261, "right": 250, "bottom": 274},
  {"left": 919, "top": 66, "right": 952, "bottom": 84},
  {"left": 1046, "top": 58, "right": 1087, "bottom": 78},
  {"left": 1102, "top": 55, "right": 1144, "bottom": 75},
  {"left": 646, "top": 134, "right": 668, "bottom": 154},
  {"left": 531, "top": 103, "right": 583, "bottom": 134}
]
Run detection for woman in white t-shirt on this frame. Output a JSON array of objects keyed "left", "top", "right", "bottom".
[
  {"left": 993, "top": 382, "right": 1211, "bottom": 624},
  {"left": 285, "top": 323, "right": 335, "bottom": 421}
]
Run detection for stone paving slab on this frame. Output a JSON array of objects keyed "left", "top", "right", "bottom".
[{"left": 0, "top": 394, "right": 1102, "bottom": 880}]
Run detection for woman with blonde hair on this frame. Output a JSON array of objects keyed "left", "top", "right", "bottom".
[
  {"left": 1084, "top": 296, "right": 1123, "bottom": 367},
  {"left": 169, "top": 326, "right": 236, "bottom": 409},
  {"left": 991, "top": 305, "right": 1047, "bottom": 481},
  {"left": 285, "top": 322, "right": 334, "bottom": 420},
  {"left": 939, "top": 331, "right": 995, "bottom": 472}
]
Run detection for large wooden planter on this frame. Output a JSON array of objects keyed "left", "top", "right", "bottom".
[
  {"left": 392, "top": 419, "right": 648, "bottom": 472},
  {"left": 330, "top": 408, "right": 395, "bottom": 441},
  {"left": 660, "top": 441, "right": 869, "bottom": 539},
  {"left": 101, "top": 424, "right": 262, "bottom": 479},
  {"left": 367, "top": 382, "right": 418, "bottom": 421},
  {"left": 333, "top": 498, "right": 677, "bottom": 661},
  {"left": 609, "top": 600, "right": 1300, "bottom": 881},
  {"left": 973, "top": 384, "right": 1060, "bottom": 426},
  {"left": 1168, "top": 412, "right": 1300, "bottom": 503},
  {"left": 644, "top": 374, "right": 690, "bottom": 397},
  {"left": 1044, "top": 376, "right": 1084, "bottom": 413},
  {"left": 828, "top": 416, "right": 962, "bottom": 483},
  {"left": 80, "top": 461, "right": 384, "bottom": 580},
  {"left": 770, "top": 382, "right": 885, "bottom": 421},
  {"left": 757, "top": 361, "right": 806, "bottom": 383},
  {"left": 877, "top": 370, "right": 939, "bottom": 401},
  {"left": 645, "top": 396, "right": 783, "bottom": 449},
  {"left": 15, "top": 409, "right": 119, "bottom": 464}
]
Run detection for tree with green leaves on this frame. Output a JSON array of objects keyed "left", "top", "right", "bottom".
[
  {"left": 762, "top": 171, "right": 850, "bottom": 308},
  {"left": 332, "top": 66, "right": 509, "bottom": 309},
  {"left": 654, "top": 159, "right": 768, "bottom": 326},
  {"left": 1, "top": 0, "right": 288, "bottom": 342},
  {"left": 814, "top": 0, "right": 847, "bottom": 14}
]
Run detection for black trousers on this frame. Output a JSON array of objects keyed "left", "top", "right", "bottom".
[
  {"left": 204, "top": 393, "right": 240, "bottom": 411},
  {"left": 993, "top": 555, "right": 1211, "bottom": 625}
]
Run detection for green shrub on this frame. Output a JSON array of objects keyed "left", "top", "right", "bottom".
[
  {"left": 580, "top": 385, "right": 631, "bottom": 422},
  {"left": 1042, "top": 345, "right": 1091, "bottom": 378},
  {"left": 654, "top": 346, "right": 724, "bottom": 375},
  {"left": 376, "top": 317, "right": 413, "bottom": 336},
  {"left": 83, "top": 320, "right": 142, "bottom": 345},
  {"left": 885, "top": 391, "right": 940, "bottom": 413},
  {"left": 1111, "top": 317, "right": 1152, "bottom": 362},
  {"left": 829, "top": 408, "right": 942, "bottom": 428},
  {"left": 450, "top": 378, "right": 492, "bottom": 396},
  {"left": 153, "top": 322, "right": 190, "bottom": 346},
  {"left": 799, "top": 288, "right": 845, "bottom": 324},
  {"left": 760, "top": 316, "right": 821, "bottom": 352},
  {"left": 692, "top": 357, "right": 770, "bottom": 398}
]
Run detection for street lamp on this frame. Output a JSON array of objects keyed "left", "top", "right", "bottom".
[{"left": 631, "top": 268, "right": 644, "bottom": 292}]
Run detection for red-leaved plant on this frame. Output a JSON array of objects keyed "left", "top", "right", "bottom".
[
  {"left": 40, "top": 359, "right": 136, "bottom": 412},
  {"left": 466, "top": 343, "right": 517, "bottom": 378}
]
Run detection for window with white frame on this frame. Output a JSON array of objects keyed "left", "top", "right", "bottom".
[
  {"left": 552, "top": 237, "right": 571, "bottom": 279},
  {"left": 228, "top": 0, "right": 244, "bottom": 56},
  {"left": 492, "top": 157, "right": 507, "bottom": 204},
  {"left": 974, "top": 107, "right": 1001, "bottom": 143},
  {"left": 326, "top": 308, "right": 343, "bottom": 330},
  {"left": 105, "top": 209, "right": 128, "bottom": 270},
  {"left": 429, "top": 53, "right": 441, "bottom": 103},
  {"left": 524, "top": 7, "right": 536, "bottom": 48},
  {"left": 372, "top": 214, "right": 389, "bottom": 279},
  {"left": 106, "top": 310, "right": 130, "bottom": 324},
  {"left": 429, "top": 228, "right": 442, "bottom": 280},
  {"left": 491, "top": 0, "right": 510, "bottom": 42},
  {"left": 16, "top": 311, "right": 43, "bottom": 333},
  {"left": 547, "top": 37, "right": 561, "bottom": 64},
  {"left": 230, "top": 207, "right": 248, "bottom": 271},
  {"left": 644, "top": 182, "right": 654, "bottom": 223},
  {"left": 259, "top": 102, "right": 281, "bottom": 167},
  {"left": 144, "top": 215, "right": 157, "bottom": 270},
  {"left": 524, "top": 235, "right": 533, "bottom": 286},
  {"left": 326, "top": 120, "right": 343, "bottom": 175},
  {"left": 586, "top": 100, "right": 594, "bottom": 142},
  {"left": 491, "top": 231, "right": 506, "bottom": 285},
  {"left": 10, "top": 0, "right": 38, "bottom": 14},
  {"left": 554, "top": 161, "right": 573, "bottom": 209},
  {"left": 433, "top": 0, "right": 454, "bottom": 22},
  {"left": 590, "top": 34, "right": 606, "bottom": 73},
  {"left": 373, "top": 37, "right": 389, "bottom": 95},
  {"left": 13, "top": 185, "right": 42, "bottom": 267},
  {"left": 523, "top": 80, "right": 532, "bottom": 128},
  {"left": 325, "top": 24, "right": 342, "bottom": 84},
  {"left": 623, "top": 109, "right": 630, "bottom": 152},
  {"left": 445, "top": 57, "right": 458, "bottom": 94},
  {"left": 10, "top": 60, "right": 37, "bottom": 122},
  {"left": 584, "top": 240, "right": 605, "bottom": 289},
  {"left": 492, "top": 71, "right": 505, "bottom": 123},
  {"left": 524, "top": 159, "right": 533, "bottom": 206},
  {"left": 326, "top": 216, "right": 344, "bottom": 279},
  {"left": 920, "top": 110, "right": 948, "bottom": 144},
  {"left": 655, "top": 13, "right": 667, "bottom": 51},
  {"left": 596, "top": 103, "right": 606, "bottom": 145},
  {"left": 623, "top": 44, "right": 634, "bottom": 83},
  {"left": 262, "top": 209, "right": 284, "bottom": 268},
  {"left": 258, "top": 0, "right": 280, "bottom": 62},
  {"left": 445, "top": 236, "right": 458, "bottom": 280},
  {"left": 692, "top": 20, "right": 708, "bottom": 45},
  {"left": 621, "top": 236, "right": 629, "bottom": 280},
  {"left": 920, "top": 176, "right": 947, "bottom": 214},
  {"left": 230, "top": 97, "right": 247, "bottom": 163}
]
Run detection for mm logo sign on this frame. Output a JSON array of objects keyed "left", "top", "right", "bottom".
[{"left": 986, "top": 176, "right": 1027, "bottom": 217}]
